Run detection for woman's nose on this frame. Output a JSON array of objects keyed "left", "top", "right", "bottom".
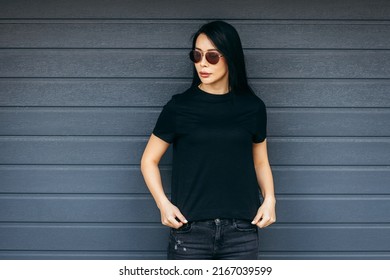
[{"left": 199, "top": 54, "right": 208, "bottom": 67}]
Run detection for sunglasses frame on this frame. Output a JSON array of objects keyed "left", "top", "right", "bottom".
[{"left": 189, "top": 49, "right": 223, "bottom": 65}]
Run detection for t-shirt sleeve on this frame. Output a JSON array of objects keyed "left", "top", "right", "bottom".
[
  {"left": 252, "top": 99, "right": 267, "bottom": 143},
  {"left": 152, "top": 96, "right": 176, "bottom": 144}
]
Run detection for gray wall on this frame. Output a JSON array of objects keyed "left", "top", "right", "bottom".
[{"left": 0, "top": 0, "right": 390, "bottom": 259}]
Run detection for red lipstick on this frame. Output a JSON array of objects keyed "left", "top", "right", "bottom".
[{"left": 199, "top": 72, "right": 211, "bottom": 78}]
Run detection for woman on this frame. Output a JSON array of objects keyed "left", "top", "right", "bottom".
[{"left": 141, "top": 20, "right": 276, "bottom": 260}]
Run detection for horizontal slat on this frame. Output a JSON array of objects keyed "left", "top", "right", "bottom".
[
  {"left": 1, "top": 50, "right": 390, "bottom": 78},
  {"left": 0, "top": 195, "right": 389, "bottom": 223},
  {"left": 2, "top": 250, "right": 390, "bottom": 260},
  {"left": 0, "top": 224, "right": 389, "bottom": 251},
  {"left": 260, "top": 225, "right": 390, "bottom": 251},
  {"left": 0, "top": 49, "right": 190, "bottom": 78},
  {"left": 270, "top": 109, "right": 390, "bottom": 136},
  {"left": 1, "top": 79, "right": 389, "bottom": 108},
  {"left": 0, "top": 165, "right": 171, "bottom": 194},
  {"left": 1, "top": 108, "right": 389, "bottom": 136},
  {"left": 0, "top": 79, "right": 189, "bottom": 107},
  {"left": 0, "top": 137, "right": 389, "bottom": 165},
  {"left": 1, "top": 21, "right": 390, "bottom": 49},
  {"left": 1, "top": 0, "right": 389, "bottom": 20},
  {"left": 0, "top": 251, "right": 166, "bottom": 260},
  {"left": 0, "top": 136, "right": 146, "bottom": 165},
  {"left": 277, "top": 196, "right": 390, "bottom": 223},
  {"left": 0, "top": 108, "right": 151, "bottom": 136},
  {"left": 258, "top": 252, "right": 390, "bottom": 260},
  {"left": 0, "top": 79, "right": 188, "bottom": 106},
  {"left": 0, "top": 196, "right": 159, "bottom": 222},
  {"left": 273, "top": 167, "right": 390, "bottom": 194},
  {"left": 269, "top": 137, "right": 390, "bottom": 165},
  {"left": 1, "top": 166, "right": 389, "bottom": 195},
  {"left": 0, "top": 224, "right": 168, "bottom": 251},
  {"left": 254, "top": 79, "right": 390, "bottom": 108}
]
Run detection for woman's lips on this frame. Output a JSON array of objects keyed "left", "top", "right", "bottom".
[{"left": 199, "top": 72, "right": 211, "bottom": 78}]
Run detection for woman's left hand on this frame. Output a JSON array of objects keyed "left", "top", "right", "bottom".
[{"left": 251, "top": 197, "right": 276, "bottom": 228}]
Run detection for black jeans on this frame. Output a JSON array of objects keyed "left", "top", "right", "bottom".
[{"left": 167, "top": 218, "right": 259, "bottom": 260}]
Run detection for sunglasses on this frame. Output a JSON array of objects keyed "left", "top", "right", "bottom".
[{"left": 189, "top": 49, "right": 223, "bottom": 65}]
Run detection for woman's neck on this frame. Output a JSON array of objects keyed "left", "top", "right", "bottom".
[{"left": 198, "top": 83, "right": 230, "bottom": 95}]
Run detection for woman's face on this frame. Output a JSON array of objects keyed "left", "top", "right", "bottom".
[{"left": 194, "top": 33, "right": 229, "bottom": 91}]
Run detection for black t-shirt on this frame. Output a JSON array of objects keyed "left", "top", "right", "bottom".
[{"left": 152, "top": 85, "right": 267, "bottom": 221}]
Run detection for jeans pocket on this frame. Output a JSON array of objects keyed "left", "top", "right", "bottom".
[
  {"left": 171, "top": 222, "right": 193, "bottom": 234},
  {"left": 233, "top": 219, "right": 257, "bottom": 232}
]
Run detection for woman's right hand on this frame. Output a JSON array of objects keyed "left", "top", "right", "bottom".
[{"left": 158, "top": 199, "right": 188, "bottom": 229}]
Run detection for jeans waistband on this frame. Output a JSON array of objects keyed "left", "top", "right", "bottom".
[{"left": 191, "top": 218, "right": 252, "bottom": 226}]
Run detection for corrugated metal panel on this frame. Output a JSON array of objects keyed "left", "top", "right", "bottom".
[
  {"left": 0, "top": 0, "right": 389, "bottom": 259},
  {"left": 1, "top": 166, "right": 390, "bottom": 194},
  {"left": 0, "top": 195, "right": 390, "bottom": 223},
  {"left": 1, "top": 21, "right": 390, "bottom": 49},
  {"left": 1, "top": 79, "right": 390, "bottom": 107},
  {"left": 1, "top": 0, "right": 390, "bottom": 20},
  {"left": 1, "top": 49, "right": 390, "bottom": 78},
  {"left": 1, "top": 108, "right": 390, "bottom": 136},
  {"left": 1, "top": 137, "right": 389, "bottom": 165}
]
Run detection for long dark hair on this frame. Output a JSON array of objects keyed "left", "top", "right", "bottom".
[{"left": 190, "top": 20, "right": 255, "bottom": 95}]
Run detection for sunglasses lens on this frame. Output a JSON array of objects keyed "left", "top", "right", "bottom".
[
  {"left": 206, "top": 52, "right": 220, "bottom": 64},
  {"left": 189, "top": 50, "right": 202, "bottom": 63},
  {"left": 189, "top": 50, "right": 221, "bottom": 64}
]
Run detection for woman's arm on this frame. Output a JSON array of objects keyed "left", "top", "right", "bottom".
[
  {"left": 140, "top": 134, "right": 187, "bottom": 229},
  {"left": 251, "top": 139, "right": 276, "bottom": 228}
]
